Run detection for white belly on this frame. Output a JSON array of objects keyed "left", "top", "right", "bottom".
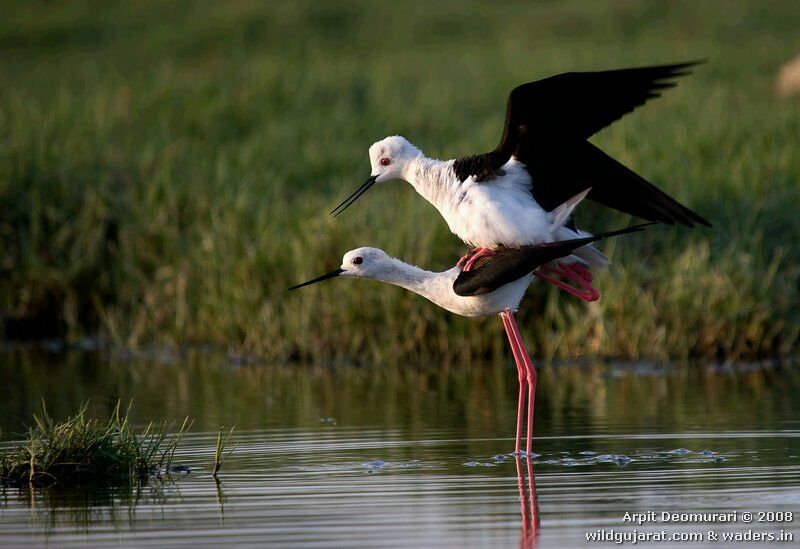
[
  {"left": 422, "top": 269, "right": 533, "bottom": 317},
  {"left": 443, "top": 159, "right": 553, "bottom": 248}
]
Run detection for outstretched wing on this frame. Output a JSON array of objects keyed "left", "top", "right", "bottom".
[
  {"left": 452, "top": 62, "right": 710, "bottom": 227},
  {"left": 520, "top": 138, "right": 711, "bottom": 227},
  {"left": 452, "top": 223, "right": 654, "bottom": 297},
  {"left": 498, "top": 62, "right": 702, "bottom": 147}
]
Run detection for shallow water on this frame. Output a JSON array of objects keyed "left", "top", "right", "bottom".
[{"left": 0, "top": 347, "right": 798, "bottom": 547}]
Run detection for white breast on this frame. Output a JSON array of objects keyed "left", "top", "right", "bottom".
[{"left": 443, "top": 159, "right": 552, "bottom": 248}]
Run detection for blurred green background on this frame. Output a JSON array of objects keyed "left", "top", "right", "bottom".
[{"left": 1, "top": 0, "right": 798, "bottom": 363}]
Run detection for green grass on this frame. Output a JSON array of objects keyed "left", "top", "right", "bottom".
[
  {"left": 0, "top": 402, "right": 189, "bottom": 488},
  {"left": 212, "top": 426, "right": 237, "bottom": 478},
  {"left": 1, "top": 0, "right": 799, "bottom": 362}
]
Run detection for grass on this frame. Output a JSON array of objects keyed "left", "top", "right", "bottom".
[
  {"left": 1, "top": 0, "right": 799, "bottom": 362},
  {"left": 212, "top": 426, "right": 236, "bottom": 478},
  {"left": 0, "top": 402, "right": 189, "bottom": 488}
]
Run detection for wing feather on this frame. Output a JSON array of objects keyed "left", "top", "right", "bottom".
[
  {"left": 452, "top": 223, "right": 654, "bottom": 297},
  {"left": 451, "top": 61, "right": 710, "bottom": 227}
]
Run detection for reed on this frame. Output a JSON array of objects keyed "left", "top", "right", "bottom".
[
  {"left": 211, "top": 427, "right": 237, "bottom": 478},
  {"left": 1, "top": 0, "right": 798, "bottom": 361},
  {"left": 212, "top": 426, "right": 237, "bottom": 478}
]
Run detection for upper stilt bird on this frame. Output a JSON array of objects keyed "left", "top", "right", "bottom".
[
  {"left": 289, "top": 218, "right": 652, "bottom": 455},
  {"left": 330, "top": 62, "right": 710, "bottom": 300}
]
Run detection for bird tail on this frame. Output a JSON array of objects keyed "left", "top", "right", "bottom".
[
  {"left": 549, "top": 187, "right": 591, "bottom": 231},
  {"left": 569, "top": 229, "right": 612, "bottom": 268},
  {"left": 550, "top": 188, "right": 613, "bottom": 268}
]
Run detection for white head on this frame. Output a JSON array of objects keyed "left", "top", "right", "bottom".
[
  {"left": 368, "top": 136, "right": 422, "bottom": 183},
  {"left": 340, "top": 247, "right": 392, "bottom": 279},
  {"left": 288, "top": 247, "right": 395, "bottom": 290},
  {"left": 330, "top": 136, "right": 422, "bottom": 217}
]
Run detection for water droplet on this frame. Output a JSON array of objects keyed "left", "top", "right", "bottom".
[{"left": 670, "top": 448, "right": 691, "bottom": 455}]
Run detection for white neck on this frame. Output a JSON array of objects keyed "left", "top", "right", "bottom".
[
  {"left": 370, "top": 257, "right": 450, "bottom": 303},
  {"left": 402, "top": 156, "right": 459, "bottom": 216}
]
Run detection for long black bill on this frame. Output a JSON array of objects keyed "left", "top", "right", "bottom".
[
  {"left": 330, "top": 175, "right": 378, "bottom": 217},
  {"left": 287, "top": 268, "right": 345, "bottom": 291}
]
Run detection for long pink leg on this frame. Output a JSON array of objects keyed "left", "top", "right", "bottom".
[
  {"left": 501, "top": 311, "right": 527, "bottom": 455},
  {"left": 504, "top": 311, "right": 537, "bottom": 456},
  {"left": 566, "top": 262, "right": 593, "bottom": 283},
  {"left": 534, "top": 262, "right": 600, "bottom": 302},
  {"left": 536, "top": 262, "right": 599, "bottom": 300}
]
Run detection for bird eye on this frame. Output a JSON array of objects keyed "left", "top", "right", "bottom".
[
  {"left": 380, "top": 157, "right": 391, "bottom": 166},
  {"left": 352, "top": 256, "right": 363, "bottom": 265}
]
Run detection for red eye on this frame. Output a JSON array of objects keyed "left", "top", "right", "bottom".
[{"left": 380, "top": 157, "right": 391, "bottom": 166}]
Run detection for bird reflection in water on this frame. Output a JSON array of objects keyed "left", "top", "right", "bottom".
[{"left": 516, "top": 455, "right": 540, "bottom": 548}]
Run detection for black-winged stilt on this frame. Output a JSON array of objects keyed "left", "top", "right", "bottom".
[
  {"left": 330, "top": 62, "right": 709, "bottom": 300},
  {"left": 289, "top": 221, "right": 652, "bottom": 455}
]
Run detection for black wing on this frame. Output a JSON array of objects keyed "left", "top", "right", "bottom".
[
  {"left": 522, "top": 139, "right": 711, "bottom": 227},
  {"left": 452, "top": 223, "right": 653, "bottom": 297},
  {"left": 498, "top": 61, "right": 702, "bottom": 147},
  {"left": 452, "top": 62, "right": 711, "bottom": 227}
]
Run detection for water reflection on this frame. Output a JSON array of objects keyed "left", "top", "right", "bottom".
[
  {"left": 2, "top": 481, "right": 170, "bottom": 536},
  {"left": 517, "top": 456, "right": 539, "bottom": 548},
  {"left": 0, "top": 346, "right": 797, "bottom": 440},
  {"left": 0, "top": 347, "right": 798, "bottom": 547},
  {"left": 1, "top": 426, "right": 799, "bottom": 546}
]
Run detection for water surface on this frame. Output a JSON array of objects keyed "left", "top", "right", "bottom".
[{"left": 0, "top": 347, "right": 798, "bottom": 547}]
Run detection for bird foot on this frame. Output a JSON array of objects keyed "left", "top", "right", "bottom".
[
  {"left": 461, "top": 247, "right": 498, "bottom": 271},
  {"left": 456, "top": 248, "right": 480, "bottom": 268},
  {"left": 534, "top": 262, "right": 600, "bottom": 302}
]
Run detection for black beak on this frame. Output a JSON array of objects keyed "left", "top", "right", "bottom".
[
  {"left": 330, "top": 175, "right": 378, "bottom": 217},
  {"left": 287, "top": 268, "right": 345, "bottom": 291}
]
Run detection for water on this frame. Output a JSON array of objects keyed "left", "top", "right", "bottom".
[{"left": 0, "top": 346, "right": 798, "bottom": 547}]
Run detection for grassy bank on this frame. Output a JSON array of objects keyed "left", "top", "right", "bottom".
[
  {"left": 1, "top": 0, "right": 799, "bottom": 362},
  {"left": 0, "top": 402, "right": 188, "bottom": 487}
]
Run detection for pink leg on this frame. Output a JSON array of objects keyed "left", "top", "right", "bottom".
[
  {"left": 508, "top": 314, "right": 536, "bottom": 457},
  {"left": 501, "top": 311, "right": 527, "bottom": 454},
  {"left": 456, "top": 248, "right": 480, "bottom": 268},
  {"left": 566, "top": 262, "right": 593, "bottom": 283},
  {"left": 504, "top": 311, "right": 537, "bottom": 456},
  {"left": 463, "top": 247, "right": 498, "bottom": 272},
  {"left": 534, "top": 262, "right": 600, "bottom": 302}
]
